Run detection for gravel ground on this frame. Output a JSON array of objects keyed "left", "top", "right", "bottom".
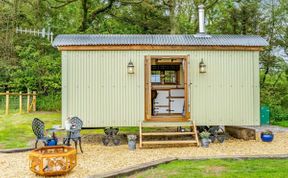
[
  {"left": 1, "top": 132, "right": 288, "bottom": 178},
  {"left": 245, "top": 125, "right": 288, "bottom": 133}
]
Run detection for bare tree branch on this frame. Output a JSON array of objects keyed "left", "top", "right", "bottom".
[
  {"left": 0, "top": 0, "right": 13, "bottom": 6},
  {"left": 205, "top": 0, "right": 219, "bottom": 10},
  {"left": 273, "top": 72, "right": 283, "bottom": 87},
  {"left": 50, "top": 0, "right": 78, "bottom": 8},
  {"left": 90, "top": 0, "right": 116, "bottom": 20},
  {"left": 120, "top": 0, "right": 143, "bottom": 5},
  {"left": 162, "top": 0, "right": 169, "bottom": 6}
]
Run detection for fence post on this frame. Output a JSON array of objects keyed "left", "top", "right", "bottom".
[
  {"left": 19, "top": 91, "right": 22, "bottom": 114},
  {"left": 32, "top": 91, "right": 36, "bottom": 112},
  {"left": 27, "top": 90, "right": 30, "bottom": 113},
  {"left": 5, "top": 91, "right": 9, "bottom": 115}
]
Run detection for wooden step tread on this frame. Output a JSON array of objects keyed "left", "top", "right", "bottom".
[
  {"left": 142, "top": 132, "right": 195, "bottom": 136},
  {"left": 142, "top": 140, "right": 198, "bottom": 145},
  {"left": 142, "top": 121, "right": 192, "bottom": 127}
]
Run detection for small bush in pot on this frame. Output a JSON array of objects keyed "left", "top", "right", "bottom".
[
  {"left": 127, "top": 135, "right": 137, "bottom": 150},
  {"left": 261, "top": 130, "right": 274, "bottom": 142},
  {"left": 200, "top": 131, "right": 211, "bottom": 148}
]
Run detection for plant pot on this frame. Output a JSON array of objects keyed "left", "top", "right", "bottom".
[
  {"left": 217, "top": 135, "right": 226, "bottom": 143},
  {"left": 128, "top": 140, "right": 136, "bottom": 150},
  {"left": 201, "top": 138, "right": 210, "bottom": 148},
  {"left": 209, "top": 135, "right": 216, "bottom": 143},
  {"left": 261, "top": 134, "right": 274, "bottom": 142},
  {"left": 47, "top": 139, "right": 57, "bottom": 146}
]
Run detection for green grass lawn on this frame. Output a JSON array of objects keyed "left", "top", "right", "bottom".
[
  {"left": 0, "top": 112, "right": 140, "bottom": 149},
  {"left": 0, "top": 112, "right": 61, "bottom": 149},
  {"left": 272, "top": 120, "right": 288, "bottom": 127},
  {"left": 130, "top": 159, "right": 288, "bottom": 178}
]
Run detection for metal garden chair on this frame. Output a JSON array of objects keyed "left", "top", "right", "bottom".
[
  {"left": 63, "top": 117, "right": 83, "bottom": 153},
  {"left": 32, "top": 118, "right": 50, "bottom": 148}
]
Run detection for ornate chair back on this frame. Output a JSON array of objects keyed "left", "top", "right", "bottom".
[
  {"left": 32, "top": 118, "right": 45, "bottom": 139},
  {"left": 69, "top": 117, "right": 83, "bottom": 138}
]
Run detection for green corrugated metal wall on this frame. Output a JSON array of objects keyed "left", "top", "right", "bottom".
[{"left": 61, "top": 50, "right": 260, "bottom": 127}]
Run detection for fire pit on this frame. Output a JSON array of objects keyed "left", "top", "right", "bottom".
[{"left": 29, "top": 146, "right": 77, "bottom": 176}]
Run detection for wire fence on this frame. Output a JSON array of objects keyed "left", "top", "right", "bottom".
[
  {"left": 0, "top": 96, "right": 28, "bottom": 115},
  {"left": 0, "top": 91, "right": 36, "bottom": 115}
]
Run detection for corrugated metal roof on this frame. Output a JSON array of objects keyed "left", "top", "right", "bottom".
[{"left": 52, "top": 34, "right": 269, "bottom": 47}]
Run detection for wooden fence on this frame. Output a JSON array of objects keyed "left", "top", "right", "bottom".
[{"left": 0, "top": 91, "right": 37, "bottom": 115}]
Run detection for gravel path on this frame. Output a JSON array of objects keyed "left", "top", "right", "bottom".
[
  {"left": 245, "top": 125, "right": 288, "bottom": 133},
  {"left": 1, "top": 132, "right": 288, "bottom": 178}
]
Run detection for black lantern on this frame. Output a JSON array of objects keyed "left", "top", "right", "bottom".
[
  {"left": 127, "top": 60, "right": 134, "bottom": 74},
  {"left": 199, "top": 59, "right": 206, "bottom": 73}
]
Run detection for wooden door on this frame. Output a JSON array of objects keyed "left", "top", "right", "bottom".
[
  {"left": 183, "top": 56, "right": 190, "bottom": 119},
  {"left": 153, "top": 90, "right": 170, "bottom": 115},
  {"left": 145, "top": 56, "right": 152, "bottom": 120},
  {"left": 154, "top": 90, "right": 169, "bottom": 106},
  {"left": 170, "top": 89, "right": 185, "bottom": 114},
  {"left": 170, "top": 98, "right": 185, "bottom": 114}
]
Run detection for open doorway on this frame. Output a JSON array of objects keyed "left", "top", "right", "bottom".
[{"left": 145, "top": 55, "right": 190, "bottom": 122}]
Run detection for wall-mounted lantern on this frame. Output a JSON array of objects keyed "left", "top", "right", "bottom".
[
  {"left": 127, "top": 60, "right": 135, "bottom": 74},
  {"left": 199, "top": 59, "right": 206, "bottom": 73}
]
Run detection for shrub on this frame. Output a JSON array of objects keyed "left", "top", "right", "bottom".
[
  {"left": 261, "top": 130, "right": 273, "bottom": 135},
  {"left": 200, "top": 131, "right": 210, "bottom": 139},
  {"left": 37, "top": 94, "right": 61, "bottom": 111}
]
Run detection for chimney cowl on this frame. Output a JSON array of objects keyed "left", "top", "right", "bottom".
[
  {"left": 194, "top": 4, "right": 211, "bottom": 38},
  {"left": 198, "top": 4, "right": 205, "bottom": 34}
]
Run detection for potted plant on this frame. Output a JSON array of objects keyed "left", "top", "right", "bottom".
[
  {"left": 127, "top": 135, "right": 137, "bottom": 150},
  {"left": 199, "top": 131, "right": 211, "bottom": 148},
  {"left": 261, "top": 130, "right": 274, "bottom": 142}
]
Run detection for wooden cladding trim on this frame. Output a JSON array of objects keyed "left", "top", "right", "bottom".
[{"left": 58, "top": 45, "right": 264, "bottom": 51}]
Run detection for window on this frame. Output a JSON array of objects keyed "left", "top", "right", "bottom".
[
  {"left": 151, "top": 69, "right": 178, "bottom": 84},
  {"left": 164, "top": 71, "right": 177, "bottom": 83},
  {"left": 151, "top": 71, "right": 161, "bottom": 83}
]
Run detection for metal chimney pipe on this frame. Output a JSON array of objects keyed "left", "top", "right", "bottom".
[{"left": 198, "top": 4, "right": 205, "bottom": 34}]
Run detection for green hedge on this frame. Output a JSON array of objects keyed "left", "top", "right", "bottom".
[{"left": 37, "top": 94, "right": 61, "bottom": 111}]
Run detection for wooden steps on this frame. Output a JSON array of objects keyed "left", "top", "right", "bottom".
[
  {"left": 142, "top": 132, "right": 195, "bottom": 136},
  {"left": 139, "top": 121, "right": 199, "bottom": 148},
  {"left": 142, "top": 140, "right": 198, "bottom": 145},
  {"left": 141, "top": 121, "right": 193, "bottom": 127}
]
